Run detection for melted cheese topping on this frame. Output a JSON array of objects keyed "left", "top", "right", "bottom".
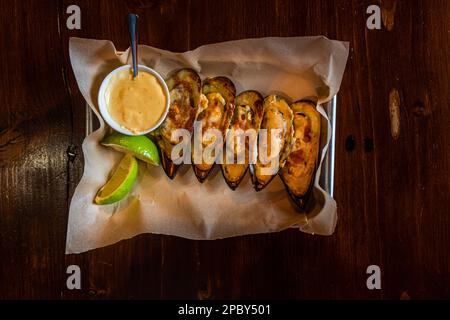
[
  {"left": 281, "top": 103, "right": 321, "bottom": 196},
  {"left": 199, "top": 92, "right": 225, "bottom": 145}
]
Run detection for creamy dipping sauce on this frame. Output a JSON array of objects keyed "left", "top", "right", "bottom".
[{"left": 105, "top": 68, "right": 167, "bottom": 134}]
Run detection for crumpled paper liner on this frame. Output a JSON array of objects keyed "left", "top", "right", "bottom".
[{"left": 66, "top": 36, "right": 349, "bottom": 254}]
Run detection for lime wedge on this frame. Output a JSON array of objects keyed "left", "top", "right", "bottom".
[
  {"left": 94, "top": 154, "right": 139, "bottom": 205},
  {"left": 101, "top": 132, "right": 160, "bottom": 166}
]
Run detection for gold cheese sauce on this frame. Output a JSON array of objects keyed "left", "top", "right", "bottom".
[{"left": 106, "top": 68, "right": 166, "bottom": 134}]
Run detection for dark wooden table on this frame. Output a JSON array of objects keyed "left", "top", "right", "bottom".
[{"left": 0, "top": 0, "right": 448, "bottom": 299}]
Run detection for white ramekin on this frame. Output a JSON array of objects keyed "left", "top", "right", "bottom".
[{"left": 98, "top": 64, "right": 170, "bottom": 136}]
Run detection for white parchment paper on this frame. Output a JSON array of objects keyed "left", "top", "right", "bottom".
[{"left": 66, "top": 36, "right": 349, "bottom": 253}]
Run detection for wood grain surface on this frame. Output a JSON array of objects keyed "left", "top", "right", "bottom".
[{"left": 0, "top": 0, "right": 449, "bottom": 299}]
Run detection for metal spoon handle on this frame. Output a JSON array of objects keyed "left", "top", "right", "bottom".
[{"left": 128, "top": 13, "right": 139, "bottom": 78}]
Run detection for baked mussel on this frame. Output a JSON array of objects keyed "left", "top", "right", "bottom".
[
  {"left": 221, "top": 90, "right": 264, "bottom": 190},
  {"left": 192, "top": 77, "right": 236, "bottom": 182},
  {"left": 250, "top": 94, "right": 294, "bottom": 191},
  {"left": 279, "top": 100, "right": 321, "bottom": 209},
  {"left": 152, "top": 68, "right": 201, "bottom": 179}
]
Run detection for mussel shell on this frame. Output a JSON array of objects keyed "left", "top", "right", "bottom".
[
  {"left": 192, "top": 77, "right": 236, "bottom": 183},
  {"left": 250, "top": 94, "right": 294, "bottom": 191},
  {"left": 279, "top": 165, "right": 316, "bottom": 210},
  {"left": 222, "top": 165, "right": 249, "bottom": 190},
  {"left": 221, "top": 90, "right": 264, "bottom": 190},
  {"left": 158, "top": 147, "right": 180, "bottom": 180},
  {"left": 202, "top": 76, "right": 236, "bottom": 104},
  {"left": 279, "top": 100, "right": 321, "bottom": 209},
  {"left": 153, "top": 68, "right": 201, "bottom": 179}
]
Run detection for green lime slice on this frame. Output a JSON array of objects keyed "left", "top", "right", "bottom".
[
  {"left": 94, "top": 154, "right": 139, "bottom": 205},
  {"left": 101, "top": 132, "right": 160, "bottom": 166}
]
